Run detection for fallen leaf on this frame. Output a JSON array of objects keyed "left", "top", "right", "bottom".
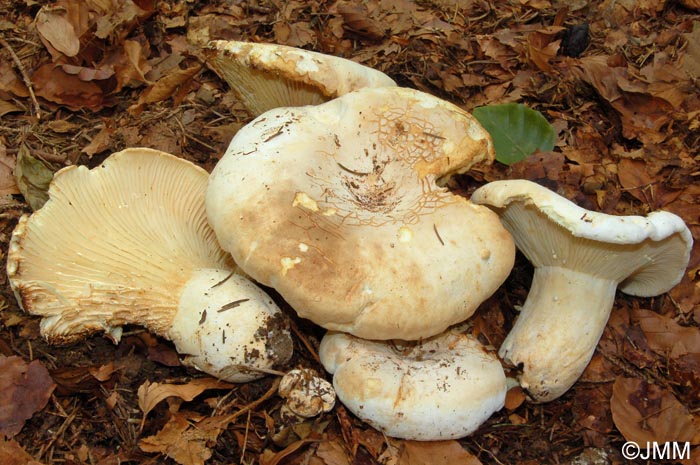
[
  {"left": 0, "top": 148, "right": 20, "bottom": 196},
  {"left": 681, "top": 22, "right": 700, "bottom": 79},
  {"left": 274, "top": 21, "right": 317, "bottom": 48},
  {"left": 81, "top": 120, "right": 116, "bottom": 157},
  {"left": 14, "top": 144, "right": 54, "bottom": 211},
  {"left": 137, "top": 377, "right": 234, "bottom": 416},
  {"left": 571, "top": 56, "right": 673, "bottom": 142},
  {"left": 129, "top": 64, "right": 202, "bottom": 114},
  {"left": 0, "top": 57, "right": 29, "bottom": 97},
  {"left": 32, "top": 64, "right": 106, "bottom": 111},
  {"left": 633, "top": 309, "right": 700, "bottom": 358},
  {"left": 335, "top": 2, "right": 386, "bottom": 41},
  {"left": 314, "top": 440, "right": 352, "bottom": 465},
  {"left": 0, "top": 355, "right": 56, "bottom": 437},
  {"left": 0, "top": 437, "right": 46, "bottom": 465},
  {"left": 260, "top": 438, "right": 319, "bottom": 465},
  {"left": 109, "top": 39, "right": 152, "bottom": 92},
  {"left": 34, "top": 5, "right": 81, "bottom": 57},
  {"left": 47, "top": 119, "right": 79, "bottom": 133},
  {"left": 140, "top": 411, "right": 214, "bottom": 465},
  {"left": 526, "top": 28, "right": 563, "bottom": 72},
  {"left": 396, "top": 440, "right": 482, "bottom": 465},
  {"left": 610, "top": 377, "right": 700, "bottom": 444}
]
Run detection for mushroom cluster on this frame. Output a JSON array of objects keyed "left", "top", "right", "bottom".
[
  {"left": 8, "top": 40, "right": 693, "bottom": 444},
  {"left": 203, "top": 41, "right": 515, "bottom": 439}
]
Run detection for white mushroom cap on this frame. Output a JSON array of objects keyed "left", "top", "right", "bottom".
[
  {"left": 206, "top": 86, "right": 515, "bottom": 341},
  {"left": 7, "top": 148, "right": 293, "bottom": 382},
  {"left": 205, "top": 40, "right": 396, "bottom": 115},
  {"left": 319, "top": 329, "right": 507, "bottom": 440},
  {"left": 471, "top": 179, "right": 693, "bottom": 401}
]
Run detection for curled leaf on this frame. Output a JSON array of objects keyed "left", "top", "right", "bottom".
[
  {"left": 137, "top": 378, "right": 233, "bottom": 417},
  {"left": 14, "top": 145, "right": 54, "bottom": 211}
]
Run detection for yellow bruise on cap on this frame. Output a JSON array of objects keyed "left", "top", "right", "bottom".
[
  {"left": 281, "top": 256, "right": 302, "bottom": 275},
  {"left": 398, "top": 226, "right": 413, "bottom": 243},
  {"left": 293, "top": 192, "right": 319, "bottom": 211}
]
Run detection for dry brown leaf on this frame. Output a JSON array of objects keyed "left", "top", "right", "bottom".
[
  {"left": 526, "top": 28, "right": 563, "bottom": 73},
  {"left": 129, "top": 64, "right": 202, "bottom": 114},
  {"left": 633, "top": 309, "right": 700, "bottom": 358},
  {"left": 682, "top": 24, "right": 700, "bottom": 79},
  {"left": 32, "top": 64, "right": 105, "bottom": 111},
  {"left": 617, "top": 158, "right": 682, "bottom": 208},
  {"left": 0, "top": 57, "right": 29, "bottom": 98},
  {"left": 0, "top": 100, "right": 22, "bottom": 118},
  {"left": 572, "top": 56, "right": 673, "bottom": 142},
  {"left": 0, "top": 437, "right": 46, "bottom": 465},
  {"left": 260, "top": 439, "right": 319, "bottom": 465},
  {"left": 475, "top": 35, "right": 513, "bottom": 69},
  {"left": 610, "top": 377, "right": 700, "bottom": 444},
  {"left": 314, "top": 440, "right": 352, "bottom": 465},
  {"left": 109, "top": 39, "right": 152, "bottom": 92},
  {"left": 336, "top": 2, "right": 386, "bottom": 41},
  {"left": 87, "top": 0, "right": 153, "bottom": 40},
  {"left": 34, "top": 5, "right": 81, "bottom": 57},
  {"left": 274, "top": 21, "right": 317, "bottom": 48},
  {"left": 0, "top": 356, "right": 56, "bottom": 437},
  {"left": 140, "top": 411, "right": 214, "bottom": 465},
  {"left": 137, "top": 377, "right": 234, "bottom": 416},
  {"left": 0, "top": 148, "right": 20, "bottom": 196},
  {"left": 81, "top": 121, "right": 116, "bottom": 157},
  {"left": 396, "top": 440, "right": 482, "bottom": 465},
  {"left": 47, "top": 119, "right": 80, "bottom": 133}
]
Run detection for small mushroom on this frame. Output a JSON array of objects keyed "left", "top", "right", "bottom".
[
  {"left": 471, "top": 179, "right": 693, "bottom": 402},
  {"left": 319, "top": 328, "right": 507, "bottom": 440},
  {"left": 278, "top": 367, "right": 336, "bottom": 421},
  {"left": 206, "top": 86, "right": 515, "bottom": 341},
  {"left": 7, "top": 148, "right": 293, "bottom": 382},
  {"left": 205, "top": 40, "right": 396, "bottom": 115}
]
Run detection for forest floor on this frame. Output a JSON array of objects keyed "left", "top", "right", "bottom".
[{"left": 0, "top": 0, "right": 699, "bottom": 464}]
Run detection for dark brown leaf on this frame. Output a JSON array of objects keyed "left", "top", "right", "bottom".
[
  {"left": 610, "top": 377, "right": 699, "bottom": 444},
  {"left": 0, "top": 356, "right": 56, "bottom": 437}
]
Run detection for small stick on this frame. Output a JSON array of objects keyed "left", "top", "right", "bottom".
[{"left": 0, "top": 37, "right": 41, "bottom": 120}]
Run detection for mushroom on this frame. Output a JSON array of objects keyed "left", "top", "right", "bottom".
[
  {"left": 206, "top": 86, "right": 515, "bottom": 341},
  {"left": 278, "top": 367, "right": 336, "bottom": 421},
  {"left": 7, "top": 148, "right": 293, "bottom": 382},
  {"left": 471, "top": 179, "right": 693, "bottom": 402},
  {"left": 205, "top": 40, "right": 396, "bottom": 115},
  {"left": 319, "top": 328, "right": 507, "bottom": 440}
]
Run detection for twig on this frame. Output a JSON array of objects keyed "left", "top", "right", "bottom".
[
  {"left": 289, "top": 318, "right": 321, "bottom": 363},
  {"left": 0, "top": 37, "right": 41, "bottom": 120}
]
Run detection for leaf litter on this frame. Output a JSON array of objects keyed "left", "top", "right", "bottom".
[{"left": 0, "top": 0, "right": 699, "bottom": 464}]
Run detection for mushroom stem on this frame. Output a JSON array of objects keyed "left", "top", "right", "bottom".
[{"left": 500, "top": 266, "right": 616, "bottom": 402}]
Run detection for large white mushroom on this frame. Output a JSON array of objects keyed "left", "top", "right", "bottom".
[
  {"left": 206, "top": 86, "right": 515, "bottom": 341},
  {"left": 471, "top": 179, "right": 693, "bottom": 402},
  {"left": 319, "top": 328, "right": 507, "bottom": 440},
  {"left": 205, "top": 40, "right": 396, "bottom": 115},
  {"left": 7, "top": 148, "right": 293, "bottom": 382}
]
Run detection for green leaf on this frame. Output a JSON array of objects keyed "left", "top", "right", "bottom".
[
  {"left": 14, "top": 144, "right": 54, "bottom": 211},
  {"left": 473, "top": 103, "right": 556, "bottom": 165}
]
